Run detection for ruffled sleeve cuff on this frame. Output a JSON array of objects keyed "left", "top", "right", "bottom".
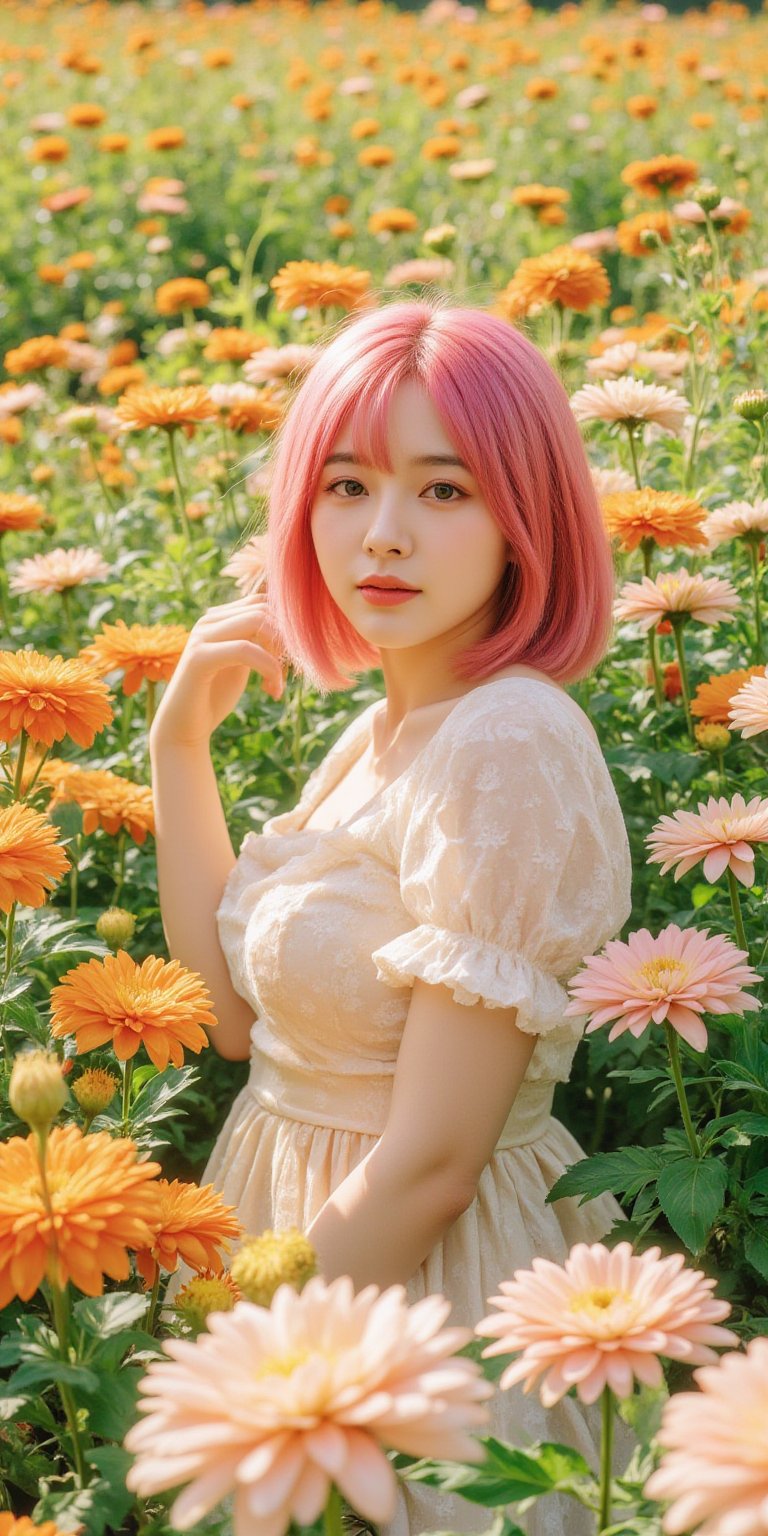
[{"left": 371, "top": 923, "right": 573, "bottom": 1035}]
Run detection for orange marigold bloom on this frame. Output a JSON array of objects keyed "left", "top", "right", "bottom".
[
  {"left": 134, "top": 1179, "right": 242, "bottom": 1287},
  {"left": 330, "top": 220, "right": 355, "bottom": 240},
  {"left": 29, "top": 135, "right": 69, "bottom": 163},
  {"left": 524, "top": 76, "right": 558, "bottom": 99},
  {"left": 324, "top": 194, "right": 350, "bottom": 215},
  {"left": 155, "top": 277, "right": 211, "bottom": 315},
  {"left": 107, "top": 339, "right": 139, "bottom": 367},
  {"left": 626, "top": 94, "right": 658, "bottom": 118},
  {"left": 0, "top": 1124, "right": 160, "bottom": 1305},
  {"left": 42, "top": 761, "right": 155, "bottom": 843},
  {"left": 0, "top": 419, "right": 23, "bottom": 444},
  {"left": 204, "top": 47, "right": 234, "bottom": 68},
  {"left": 49, "top": 949, "right": 218, "bottom": 1070},
  {"left": 146, "top": 125, "right": 186, "bottom": 150},
  {"left": 4, "top": 336, "right": 69, "bottom": 374},
  {"left": 621, "top": 154, "right": 698, "bottom": 197},
  {"left": 0, "top": 650, "right": 113, "bottom": 748},
  {"left": 79, "top": 619, "right": 189, "bottom": 696},
  {"left": 350, "top": 117, "right": 380, "bottom": 139},
  {"left": 38, "top": 265, "right": 67, "bottom": 286},
  {"left": 203, "top": 328, "right": 269, "bottom": 363},
  {"left": 0, "top": 802, "right": 70, "bottom": 912},
  {"left": 421, "top": 134, "right": 462, "bottom": 159},
  {"left": 692, "top": 666, "right": 767, "bottom": 723},
  {"left": 67, "top": 102, "right": 106, "bottom": 127},
  {"left": 368, "top": 207, "right": 419, "bottom": 234},
  {"left": 99, "top": 132, "right": 130, "bottom": 152},
  {"left": 114, "top": 385, "right": 217, "bottom": 431},
  {"left": 602, "top": 490, "right": 709, "bottom": 552},
  {"left": 689, "top": 111, "right": 715, "bottom": 128},
  {"left": 616, "top": 209, "right": 674, "bottom": 256},
  {"left": 0, "top": 1516, "right": 67, "bottom": 1536},
  {"left": 498, "top": 244, "right": 610, "bottom": 315},
  {"left": 97, "top": 363, "right": 146, "bottom": 397},
  {"left": 510, "top": 183, "right": 570, "bottom": 208},
  {"left": 226, "top": 391, "right": 285, "bottom": 434},
  {"left": 357, "top": 143, "right": 396, "bottom": 167},
  {"left": 0, "top": 492, "right": 45, "bottom": 533},
  {"left": 270, "top": 259, "right": 371, "bottom": 312}
]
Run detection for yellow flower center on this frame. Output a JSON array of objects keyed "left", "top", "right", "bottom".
[
  {"left": 638, "top": 955, "right": 687, "bottom": 991},
  {"left": 254, "top": 1347, "right": 314, "bottom": 1380},
  {"left": 569, "top": 1285, "right": 631, "bottom": 1322}
]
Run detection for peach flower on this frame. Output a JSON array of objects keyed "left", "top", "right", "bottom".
[
  {"left": 243, "top": 344, "right": 318, "bottom": 384},
  {"left": 646, "top": 793, "right": 768, "bottom": 887},
  {"left": 475, "top": 1242, "right": 735, "bottom": 1407},
  {"left": 728, "top": 669, "right": 768, "bottom": 738},
  {"left": 563, "top": 922, "right": 760, "bottom": 1051},
  {"left": 703, "top": 498, "right": 768, "bottom": 548},
  {"left": 124, "top": 1276, "right": 493, "bottom": 1535},
  {"left": 221, "top": 534, "right": 269, "bottom": 595},
  {"left": 614, "top": 569, "right": 740, "bottom": 631},
  {"left": 8, "top": 547, "right": 110, "bottom": 596},
  {"left": 644, "top": 1338, "right": 768, "bottom": 1536},
  {"left": 571, "top": 378, "right": 690, "bottom": 432}
]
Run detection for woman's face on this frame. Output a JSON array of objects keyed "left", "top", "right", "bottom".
[{"left": 309, "top": 379, "right": 510, "bottom": 659}]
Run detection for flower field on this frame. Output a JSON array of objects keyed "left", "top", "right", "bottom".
[{"left": 2, "top": 0, "right": 768, "bottom": 1532}]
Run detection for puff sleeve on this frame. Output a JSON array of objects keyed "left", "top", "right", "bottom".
[{"left": 371, "top": 687, "right": 632, "bottom": 1046}]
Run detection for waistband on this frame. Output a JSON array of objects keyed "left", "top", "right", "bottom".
[{"left": 246, "top": 1043, "right": 555, "bottom": 1148}]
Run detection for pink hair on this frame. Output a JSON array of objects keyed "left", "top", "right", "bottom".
[{"left": 265, "top": 299, "right": 616, "bottom": 693}]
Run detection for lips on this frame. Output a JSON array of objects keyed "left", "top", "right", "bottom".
[{"left": 358, "top": 581, "right": 421, "bottom": 592}]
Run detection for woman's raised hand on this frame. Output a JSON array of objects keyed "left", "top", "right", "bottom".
[{"left": 149, "top": 594, "right": 287, "bottom": 749}]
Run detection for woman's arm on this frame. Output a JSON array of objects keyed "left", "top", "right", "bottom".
[
  {"left": 149, "top": 732, "right": 255, "bottom": 1061},
  {"left": 304, "top": 977, "right": 536, "bottom": 1289}
]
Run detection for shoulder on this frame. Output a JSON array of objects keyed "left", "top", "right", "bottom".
[{"left": 427, "top": 677, "right": 603, "bottom": 768}]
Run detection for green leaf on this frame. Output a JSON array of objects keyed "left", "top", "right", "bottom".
[
  {"left": 656, "top": 1157, "right": 728, "bottom": 1253},
  {"left": 4, "top": 1359, "right": 100, "bottom": 1396},
  {"left": 73, "top": 1291, "right": 150, "bottom": 1337},
  {"left": 401, "top": 1439, "right": 596, "bottom": 1510},
  {"left": 35, "top": 1450, "right": 136, "bottom": 1536},
  {"left": 547, "top": 1147, "right": 666, "bottom": 1205},
  {"left": 131, "top": 1063, "right": 199, "bottom": 1124},
  {"left": 744, "top": 1226, "right": 768, "bottom": 1281},
  {"left": 692, "top": 882, "right": 718, "bottom": 909},
  {"left": 77, "top": 1368, "right": 141, "bottom": 1441}
]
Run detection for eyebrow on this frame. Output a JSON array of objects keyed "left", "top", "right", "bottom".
[{"left": 323, "top": 452, "right": 471, "bottom": 470}]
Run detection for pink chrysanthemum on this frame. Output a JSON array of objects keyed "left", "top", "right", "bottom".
[
  {"left": 728, "top": 669, "right": 768, "bottom": 738},
  {"left": 644, "top": 1338, "right": 768, "bottom": 1536},
  {"left": 475, "top": 1242, "right": 735, "bottom": 1408},
  {"left": 564, "top": 923, "right": 760, "bottom": 1051},
  {"left": 8, "top": 547, "right": 110, "bottom": 596},
  {"left": 703, "top": 498, "right": 768, "bottom": 549},
  {"left": 124, "top": 1276, "right": 493, "bottom": 1536},
  {"left": 646, "top": 792, "right": 768, "bottom": 887},
  {"left": 614, "top": 569, "right": 740, "bottom": 631}
]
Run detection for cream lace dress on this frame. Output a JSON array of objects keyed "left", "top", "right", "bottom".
[{"left": 185, "top": 677, "right": 633, "bottom": 1536}]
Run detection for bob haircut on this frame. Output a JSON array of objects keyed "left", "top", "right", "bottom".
[{"left": 265, "top": 298, "right": 616, "bottom": 694}]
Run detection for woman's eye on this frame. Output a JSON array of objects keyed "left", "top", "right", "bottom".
[
  {"left": 326, "top": 479, "right": 365, "bottom": 497},
  {"left": 430, "top": 482, "right": 461, "bottom": 502}
]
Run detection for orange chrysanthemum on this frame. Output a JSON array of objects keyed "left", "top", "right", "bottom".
[
  {"left": 42, "top": 761, "right": 155, "bottom": 844},
  {"left": 99, "top": 132, "right": 130, "bottom": 153},
  {"left": 146, "top": 125, "right": 186, "bottom": 150},
  {"left": 225, "top": 390, "right": 285, "bottom": 434},
  {"left": 270, "top": 259, "right": 372, "bottom": 312},
  {"left": 358, "top": 144, "right": 396, "bottom": 167},
  {"left": 0, "top": 650, "right": 113, "bottom": 748},
  {"left": 155, "top": 278, "right": 212, "bottom": 315},
  {"left": 134, "top": 1179, "right": 242, "bottom": 1287},
  {"left": 621, "top": 154, "right": 698, "bottom": 197},
  {"left": 40, "top": 187, "right": 92, "bottom": 214},
  {"left": 0, "top": 1125, "right": 160, "bottom": 1305},
  {"left": 616, "top": 209, "right": 674, "bottom": 256},
  {"left": 0, "top": 802, "right": 70, "bottom": 912},
  {"left": 0, "top": 1517, "right": 67, "bottom": 1536},
  {"left": 421, "top": 134, "right": 462, "bottom": 159},
  {"left": 79, "top": 620, "right": 189, "bottom": 696},
  {"left": 510, "top": 183, "right": 570, "bottom": 208},
  {"left": 114, "top": 386, "right": 217, "bottom": 431},
  {"left": 29, "top": 134, "right": 70, "bottom": 163},
  {"left": 49, "top": 949, "right": 218, "bottom": 1070},
  {"left": 602, "top": 490, "right": 709, "bottom": 551},
  {"left": 368, "top": 207, "right": 419, "bottom": 233},
  {"left": 202, "top": 328, "right": 268, "bottom": 363},
  {"left": 97, "top": 363, "right": 147, "bottom": 397},
  {"left": 67, "top": 102, "right": 106, "bottom": 127},
  {"left": 498, "top": 244, "right": 610, "bottom": 315},
  {"left": 692, "top": 666, "right": 766, "bottom": 724},
  {"left": 0, "top": 492, "right": 45, "bottom": 533},
  {"left": 3, "top": 336, "right": 70, "bottom": 375}
]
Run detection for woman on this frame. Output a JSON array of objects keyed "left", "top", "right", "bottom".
[{"left": 150, "top": 299, "right": 633, "bottom": 1535}]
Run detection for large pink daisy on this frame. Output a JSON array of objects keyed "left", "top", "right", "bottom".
[
  {"left": 646, "top": 792, "right": 768, "bottom": 887},
  {"left": 564, "top": 923, "right": 760, "bottom": 1051},
  {"left": 475, "top": 1241, "right": 735, "bottom": 1407},
  {"left": 614, "top": 569, "right": 740, "bottom": 631},
  {"left": 728, "top": 668, "right": 768, "bottom": 738}
]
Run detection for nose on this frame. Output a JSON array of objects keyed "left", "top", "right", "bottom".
[{"left": 362, "top": 488, "right": 413, "bottom": 557}]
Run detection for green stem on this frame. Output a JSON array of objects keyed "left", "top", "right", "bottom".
[
  {"left": 60, "top": 588, "right": 79, "bottom": 654},
  {"left": 625, "top": 424, "right": 642, "bottom": 489},
  {"left": 323, "top": 1485, "right": 345, "bottom": 1536},
  {"left": 69, "top": 831, "right": 80, "bottom": 919},
  {"left": 13, "top": 731, "right": 28, "bottom": 801},
  {"left": 145, "top": 679, "right": 156, "bottom": 733},
  {"left": 726, "top": 866, "right": 750, "bottom": 958},
  {"left": 0, "top": 536, "right": 12, "bottom": 632},
  {"left": 3, "top": 901, "right": 16, "bottom": 985},
  {"left": 665, "top": 1024, "right": 702, "bottom": 1158},
  {"left": 36, "top": 1130, "right": 90, "bottom": 1488},
  {"left": 647, "top": 629, "right": 664, "bottom": 709},
  {"left": 598, "top": 1385, "right": 614, "bottom": 1534},
  {"left": 748, "top": 539, "right": 764, "bottom": 662},
  {"left": 21, "top": 741, "right": 51, "bottom": 801},
  {"left": 121, "top": 1056, "right": 135, "bottom": 1135},
  {"left": 165, "top": 428, "right": 192, "bottom": 546},
  {"left": 292, "top": 673, "right": 304, "bottom": 793},
  {"left": 87, "top": 440, "right": 117, "bottom": 517},
  {"left": 112, "top": 827, "right": 127, "bottom": 905},
  {"left": 146, "top": 1266, "right": 163, "bottom": 1336},
  {"left": 670, "top": 618, "right": 695, "bottom": 743}
]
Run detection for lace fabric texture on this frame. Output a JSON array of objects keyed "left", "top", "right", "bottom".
[{"left": 188, "top": 679, "right": 634, "bottom": 1535}]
